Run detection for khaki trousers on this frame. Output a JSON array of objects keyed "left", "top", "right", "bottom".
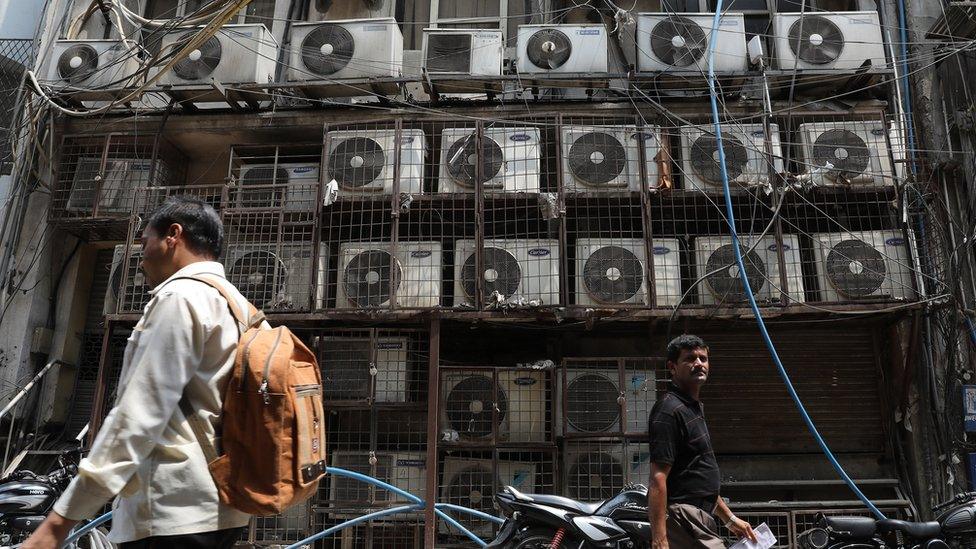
[{"left": 666, "top": 503, "right": 727, "bottom": 549}]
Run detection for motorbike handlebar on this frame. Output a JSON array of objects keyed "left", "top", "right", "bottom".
[{"left": 933, "top": 491, "right": 976, "bottom": 511}]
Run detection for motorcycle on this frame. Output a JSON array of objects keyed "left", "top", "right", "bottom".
[
  {"left": 487, "top": 483, "right": 651, "bottom": 549},
  {"left": 0, "top": 447, "right": 112, "bottom": 548},
  {"left": 798, "top": 492, "right": 976, "bottom": 549}
]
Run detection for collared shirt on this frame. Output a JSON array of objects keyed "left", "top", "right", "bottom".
[
  {"left": 54, "top": 261, "right": 253, "bottom": 543},
  {"left": 647, "top": 383, "right": 721, "bottom": 505}
]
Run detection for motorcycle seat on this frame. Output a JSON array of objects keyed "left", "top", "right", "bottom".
[
  {"left": 876, "top": 519, "right": 942, "bottom": 539},
  {"left": 504, "top": 487, "right": 604, "bottom": 515},
  {"left": 823, "top": 516, "right": 877, "bottom": 539}
]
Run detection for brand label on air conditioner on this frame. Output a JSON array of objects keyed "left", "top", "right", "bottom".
[
  {"left": 885, "top": 237, "right": 906, "bottom": 246},
  {"left": 750, "top": 130, "right": 766, "bottom": 138},
  {"left": 871, "top": 128, "right": 886, "bottom": 136},
  {"left": 513, "top": 376, "right": 537, "bottom": 386},
  {"left": 130, "top": 162, "right": 152, "bottom": 171},
  {"left": 510, "top": 133, "right": 533, "bottom": 142},
  {"left": 527, "top": 248, "right": 551, "bottom": 257},
  {"left": 365, "top": 25, "right": 388, "bottom": 31},
  {"left": 767, "top": 243, "right": 791, "bottom": 251},
  {"left": 396, "top": 458, "right": 426, "bottom": 467},
  {"left": 401, "top": 137, "right": 415, "bottom": 144},
  {"left": 376, "top": 341, "right": 404, "bottom": 350},
  {"left": 652, "top": 246, "right": 671, "bottom": 255},
  {"left": 291, "top": 166, "right": 316, "bottom": 174},
  {"left": 631, "top": 132, "right": 657, "bottom": 142},
  {"left": 719, "top": 18, "right": 737, "bottom": 27},
  {"left": 577, "top": 28, "right": 601, "bottom": 36},
  {"left": 411, "top": 250, "right": 433, "bottom": 258}
]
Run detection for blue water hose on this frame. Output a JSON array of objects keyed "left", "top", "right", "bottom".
[
  {"left": 61, "top": 511, "right": 113, "bottom": 546},
  {"left": 704, "top": 11, "right": 885, "bottom": 520}
]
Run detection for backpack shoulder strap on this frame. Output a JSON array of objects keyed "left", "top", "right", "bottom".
[{"left": 166, "top": 274, "right": 265, "bottom": 332}]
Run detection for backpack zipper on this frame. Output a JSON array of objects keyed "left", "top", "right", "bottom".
[
  {"left": 239, "top": 329, "right": 264, "bottom": 392},
  {"left": 259, "top": 328, "right": 285, "bottom": 405}
]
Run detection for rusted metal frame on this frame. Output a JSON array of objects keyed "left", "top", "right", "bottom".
[
  {"left": 424, "top": 317, "right": 441, "bottom": 548},
  {"left": 114, "top": 209, "right": 140, "bottom": 315},
  {"left": 311, "top": 139, "right": 328, "bottom": 313},
  {"left": 87, "top": 321, "right": 115, "bottom": 446},
  {"left": 555, "top": 113, "right": 570, "bottom": 307},
  {"left": 368, "top": 328, "right": 378, "bottom": 407},
  {"left": 637, "top": 113, "right": 659, "bottom": 309},
  {"left": 91, "top": 134, "right": 113, "bottom": 219},
  {"left": 474, "top": 120, "right": 486, "bottom": 311},
  {"left": 389, "top": 117, "right": 405, "bottom": 312},
  {"left": 617, "top": 357, "right": 629, "bottom": 451}
]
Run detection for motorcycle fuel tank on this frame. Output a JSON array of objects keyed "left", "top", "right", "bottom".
[
  {"left": 0, "top": 480, "right": 57, "bottom": 514},
  {"left": 571, "top": 515, "right": 628, "bottom": 542},
  {"left": 939, "top": 502, "right": 976, "bottom": 534}
]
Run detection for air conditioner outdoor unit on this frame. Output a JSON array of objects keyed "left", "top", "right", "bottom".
[
  {"left": 104, "top": 244, "right": 148, "bottom": 315},
  {"left": 563, "top": 444, "right": 626, "bottom": 502},
  {"left": 453, "top": 239, "right": 560, "bottom": 307},
  {"left": 797, "top": 120, "right": 894, "bottom": 186},
  {"left": 557, "top": 367, "right": 655, "bottom": 436},
  {"left": 516, "top": 24, "right": 610, "bottom": 74},
  {"left": 811, "top": 230, "right": 916, "bottom": 302},
  {"left": 440, "top": 458, "right": 537, "bottom": 535},
  {"left": 679, "top": 123, "right": 784, "bottom": 191},
  {"left": 772, "top": 11, "right": 887, "bottom": 71},
  {"left": 336, "top": 242, "right": 442, "bottom": 308},
  {"left": 324, "top": 129, "right": 425, "bottom": 195},
  {"left": 574, "top": 237, "right": 681, "bottom": 307},
  {"left": 438, "top": 127, "right": 541, "bottom": 193},
  {"left": 694, "top": 234, "right": 804, "bottom": 305},
  {"left": 231, "top": 163, "right": 320, "bottom": 211},
  {"left": 329, "top": 451, "right": 427, "bottom": 518},
  {"left": 441, "top": 369, "right": 547, "bottom": 443},
  {"left": 635, "top": 13, "right": 748, "bottom": 73},
  {"left": 561, "top": 125, "right": 664, "bottom": 192},
  {"left": 422, "top": 28, "right": 504, "bottom": 76},
  {"left": 319, "top": 336, "right": 409, "bottom": 403},
  {"left": 45, "top": 40, "right": 141, "bottom": 90},
  {"left": 288, "top": 18, "right": 403, "bottom": 81},
  {"left": 223, "top": 242, "right": 328, "bottom": 311},
  {"left": 66, "top": 157, "right": 162, "bottom": 215},
  {"left": 156, "top": 24, "right": 277, "bottom": 86}
]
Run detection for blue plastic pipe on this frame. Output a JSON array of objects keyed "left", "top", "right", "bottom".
[
  {"left": 285, "top": 504, "right": 423, "bottom": 548},
  {"left": 61, "top": 511, "right": 113, "bottom": 546},
  {"left": 705, "top": 10, "right": 885, "bottom": 519}
]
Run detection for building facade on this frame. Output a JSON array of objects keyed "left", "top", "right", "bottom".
[{"left": 0, "top": 0, "right": 967, "bottom": 546}]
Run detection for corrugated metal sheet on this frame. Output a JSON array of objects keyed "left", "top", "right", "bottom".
[{"left": 697, "top": 328, "right": 884, "bottom": 455}]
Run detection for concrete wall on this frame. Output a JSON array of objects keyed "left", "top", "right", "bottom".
[{"left": 0, "top": 0, "right": 46, "bottom": 41}]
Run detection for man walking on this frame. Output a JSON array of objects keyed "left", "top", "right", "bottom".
[
  {"left": 648, "top": 335, "right": 756, "bottom": 549},
  {"left": 25, "top": 197, "right": 252, "bottom": 548}
]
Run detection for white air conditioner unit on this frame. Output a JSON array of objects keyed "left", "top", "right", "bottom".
[
  {"left": 104, "top": 244, "right": 148, "bottom": 315},
  {"left": 797, "top": 120, "right": 894, "bottom": 186},
  {"left": 680, "top": 124, "right": 784, "bottom": 191},
  {"left": 635, "top": 13, "right": 748, "bottom": 73},
  {"left": 772, "top": 11, "right": 887, "bottom": 71},
  {"left": 440, "top": 458, "right": 536, "bottom": 535},
  {"left": 156, "top": 24, "right": 277, "bottom": 86},
  {"left": 223, "top": 242, "right": 327, "bottom": 311},
  {"left": 557, "top": 367, "right": 655, "bottom": 436},
  {"left": 438, "top": 127, "right": 541, "bottom": 193},
  {"left": 564, "top": 444, "right": 626, "bottom": 501},
  {"left": 694, "top": 234, "right": 804, "bottom": 305},
  {"left": 45, "top": 40, "right": 141, "bottom": 90},
  {"left": 329, "top": 451, "right": 427, "bottom": 517},
  {"left": 516, "top": 24, "right": 609, "bottom": 74},
  {"left": 441, "top": 370, "right": 546, "bottom": 443},
  {"left": 324, "top": 129, "right": 424, "bottom": 195},
  {"left": 811, "top": 230, "right": 916, "bottom": 302},
  {"left": 232, "top": 163, "right": 319, "bottom": 211},
  {"left": 336, "top": 242, "right": 442, "bottom": 308},
  {"left": 561, "top": 125, "right": 664, "bottom": 192},
  {"left": 453, "top": 239, "right": 559, "bottom": 307},
  {"left": 574, "top": 237, "right": 681, "bottom": 307},
  {"left": 319, "top": 336, "right": 409, "bottom": 403},
  {"left": 67, "top": 157, "right": 162, "bottom": 215},
  {"left": 288, "top": 18, "right": 403, "bottom": 81},
  {"left": 422, "top": 28, "right": 504, "bottom": 76}
]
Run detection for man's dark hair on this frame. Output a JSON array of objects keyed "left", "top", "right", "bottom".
[
  {"left": 144, "top": 196, "right": 223, "bottom": 258},
  {"left": 666, "top": 334, "right": 709, "bottom": 363}
]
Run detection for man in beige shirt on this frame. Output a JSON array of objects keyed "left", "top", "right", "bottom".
[{"left": 25, "top": 196, "right": 252, "bottom": 548}]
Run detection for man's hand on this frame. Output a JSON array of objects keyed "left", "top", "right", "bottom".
[
  {"left": 652, "top": 533, "right": 670, "bottom": 549},
  {"left": 727, "top": 516, "right": 757, "bottom": 543},
  {"left": 21, "top": 512, "right": 78, "bottom": 549}
]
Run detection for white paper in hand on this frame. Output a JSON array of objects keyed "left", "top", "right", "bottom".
[{"left": 728, "top": 522, "right": 777, "bottom": 549}]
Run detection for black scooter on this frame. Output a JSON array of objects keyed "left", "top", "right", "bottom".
[
  {"left": 487, "top": 483, "right": 651, "bottom": 549},
  {"left": 0, "top": 449, "right": 79, "bottom": 546},
  {"left": 798, "top": 492, "right": 976, "bottom": 549}
]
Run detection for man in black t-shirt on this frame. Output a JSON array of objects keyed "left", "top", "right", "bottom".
[{"left": 647, "top": 335, "right": 757, "bottom": 549}]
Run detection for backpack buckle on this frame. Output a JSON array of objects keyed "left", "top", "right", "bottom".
[{"left": 301, "top": 460, "right": 326, "bottom": 483}]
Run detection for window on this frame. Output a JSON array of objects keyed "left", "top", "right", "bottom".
[
  {"left": 143, "top": 0, "right": 274, "bottom": 25},
  {"left": 429, "top": 0, "right": 531, "bottom": 44}
]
